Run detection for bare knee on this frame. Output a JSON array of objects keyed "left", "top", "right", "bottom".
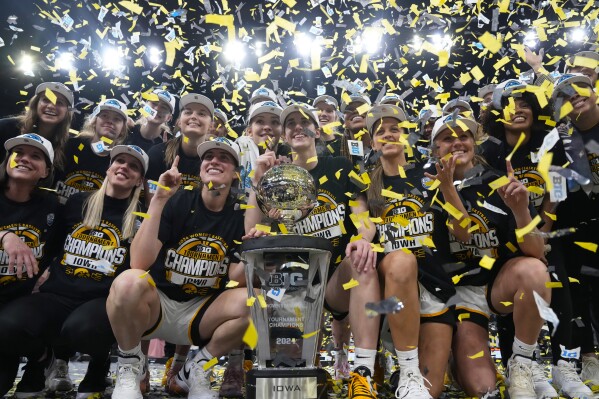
[
  {"left": 380, "top": 251, "right": 417, "bottom": 286},
  {"left": 108, "top": 269, "right": 153, "bottom": 309}
]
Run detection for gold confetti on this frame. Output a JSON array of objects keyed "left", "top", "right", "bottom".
[
  {"left": 343, "top": 278, "right": 359, "bottom": 290},
  {"left": 147, "top": 180, "right": 171, "bottom": 191},
  {"left": 246, "top": 297, "right": 256, "bottom": 306},
  {"left": 515, "top": 215, "right": 542, "bottom": 240},
  {"left": 468, "top": 351, "right": 484, "bottom": 359},
  {"left": 9, "top": 153, "right": 17, "bottom": 169},
  {"left": 574, "top": 242, "right": 598, "bottom": 252},
  {"left": 132, "top": 212, "right": 150, "bottom": 219},
  {"left": 500, "top": 301, "right": 513, "bottom": 307},
  {"left": 479, "top": 255, "right": 496, "bottom": 270},
  {"left": 546, "top": 282, "right": 563, "bottom": 288},
  {"left": 257, "top": 294, "right": 267, "bottom": 308},
  {"left": 202, "top": 357, "right": 218, "bottom": 371},
  {"left": 226, "top": 280, "right": 239, "bottom": 288},
  {"left": 302, "top": 330, "right": 319, "bottom": 339},
  {"left": 44, "top": 88, "right": 57, "bottom": 104},
  {"left": 505, "top": 132, "right": 526, "bottom": 162}
]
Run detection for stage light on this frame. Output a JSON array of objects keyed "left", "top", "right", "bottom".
[
  {"left": 19, "top": 54, "right": 34, "bottom": 76},
  {"left": 430, "top": 34, "right": 453, "bottom": 51},
  {"left": 224, "top": 40, "right": 246, "bottom": 64},
  {"left": 570, "top": 28, "right": 587, "bottom": 42},
  {"left": 148, "top": 46, "right": 162, "bottom": 65},
  {"left": 523, "top": 30, "right": 538, "bottom": 48},
  {"left": 361, "top": 28, "right": 383, "bottom": 54},
  {"left": 254, "top": 41, "right": 264, "bottom": 57},
  {"left": 409, "top": 35, "right": 424, "bottom": 51},
  {"left": 55, "top": 52, "right": 74, "bottom": 71},
  {"left": 294, "top": 32, "right": 316, "bottom": 57},
  {"left": 102, "top": 47, "right": 124, "bottom": 71}
]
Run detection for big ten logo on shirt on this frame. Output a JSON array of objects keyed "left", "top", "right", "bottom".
[
  {"left": 293, "top": 190, "right": 345, "bottom": 243},
  {"left": 147, "top": 173, "right": 200, "bottom": 194},
  {"left": 513, "top": 166, "right": 545, "bottom": 209},
  {"left": 0, "top": 224, "right": 45, "bottom": 285},
  {"left": 55, "top": 171, "right": 105, "bottom": 204},
  {"left": 61, "top": 222, "right": 127, "bottom": 281},
  {"left": 164, "top": 233, "right": 230, "bottom": 296},
  {"left": 449, "top": 208, "right": 499, "bottom": 261},
  {"left": 377, "top": 195, "right": 434, "bottom": 258}
]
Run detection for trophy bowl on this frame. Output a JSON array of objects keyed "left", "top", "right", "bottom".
[{"left": 255, "top": 164, "right": 318, "bottom": 232}]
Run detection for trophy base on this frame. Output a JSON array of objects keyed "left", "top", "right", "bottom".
[{"left": 246, "top": 368, "right": 329, "bottom": 399}]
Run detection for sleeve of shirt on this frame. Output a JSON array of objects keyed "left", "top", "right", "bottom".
[
  {"left": 146, "top": 144, "right": 167, "bottom": 182},
  {"left": 157, "top": 194, "right": 176, "bottom": 245},
  {"left": 39, "top": 198, "right": 71, "bottom": 270}
]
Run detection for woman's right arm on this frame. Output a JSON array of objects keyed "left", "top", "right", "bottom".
[{"left": 130, "top": 156, "right": 181, "bottom": 270}]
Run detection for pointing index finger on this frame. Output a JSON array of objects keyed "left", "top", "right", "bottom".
[{"left": 171, "top": 155, "right": 180, "bottom": 171}]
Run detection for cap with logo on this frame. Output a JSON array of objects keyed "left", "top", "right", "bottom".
[
  {"left": 379, "top": 93, "right": 406, "bottom": 109},
  {"left": 418, "top": 105, "right": 442, "bottom": 121},
  {"left": 280, "top": 103, "right": 319, "bottom": 127},
  {"left": 552, "top": 73, "right": 593, "bottom": 101},
  {"left": 366, "top": 104, "right": 408, "bottom": 135},
  {"left": 313, "top": 95, "right": 339, "bottom": 109},
  {"left": 152, "top": 89, "right": 176, "bottom": 113},
  {"left": 93, "top": 99, "right": 128, "bottom": 120},
  {"left": 110, "top": 145, "right": 149, "bottom": 175},
  {"left": 566, "top": 50, "right": 599, "bottom": 73},
  {"left": 430, "top": 114, "right": 479, "bottom": 143},
  {"left": 250, "top": 87, "right": 278, "bottom": 104},
  {"left": 477, "top": 84, "right": 497, "bottom": 101},
  {"left": 179, "top": 93, "right": 215, "bottom": 117},
  {"left": 197, "top": 137, "right": 240, "bottom": 166},
  {"left": 248, "top": 101, "right": 283, "bottom": 122},
  {"left": 491, "top": 79, "right": 527, "bottom": 110},
  {"left": 35, "top": 82, "right": 75, "bottom": 108},
  {"left": 340, "top": 94, "right": 371, "bottom": 114},
  {"left": 5, "top": 133, "right": 55, "bottom": 165},
  {"left": 214, "top": 108, "right": 228, "bottom": 124}
]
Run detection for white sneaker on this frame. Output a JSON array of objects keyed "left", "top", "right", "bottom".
[
  {"left": 46, "top": 359, "right": 73, "bottom": 392},
  {"left": 507, "top": 357, "right": 536, "bottom": 399},
  {"left": 552, "top": 360, "right": 593, "bottom": 398},
  {"left": 395, "top": 366, "right": 432, "bottom": 399},
  {"left": 530, "top": 361, "right": 558, "bottom": 398},
  {"left": 581, "top": 357, "right": 599, "bottom": 390},
  {"left": 172, "top": 361, "right": 217, "bottom": 399},
  {"left": 112, "top": 355, "right": 146, "bottom": 399}
]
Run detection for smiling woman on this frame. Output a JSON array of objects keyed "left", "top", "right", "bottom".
[{"left": 52, "top": 98, "right": 130, "bottom": 205}]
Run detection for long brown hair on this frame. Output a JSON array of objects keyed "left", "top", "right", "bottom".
[
  {"left": 15, "top": 93, "right": 73, "bottom": 171},
  {"left": 365, "top": 163, "right": 386, "bottom": 217}
]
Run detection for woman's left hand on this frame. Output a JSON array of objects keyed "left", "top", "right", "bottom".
[
  {"left": 498, "top": 160, "right": 529, "bottom": 213},
  {"left": 424, "top": 156, "right": 457, "bottom": 192},
  {"left": 2, "top": 232, "right": 38, "bottom": 279}
]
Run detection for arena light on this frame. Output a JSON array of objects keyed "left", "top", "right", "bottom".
[
  {"left": 430, "top": 33, "right": 453, "bottom": 51},
  {"left": 361, "top": 28, "right": 383, "bottom": 54},
  {"left": 148, "top": 46, "right": 162, "bottom": 65},
  {"left": 570, "top": 28, "right": 587, "bottom": 42},
  {"left": 254, "top": 41, "right": 264, "bottom": 57},
  {"left": 523, "top": 30, "right": 538, "bottom": 48},
  {"left": 223, "top": 40, "right": 246, "bottom": 68},
  {"left": 102, "top": 47, "right": 124, "bottom": 70},
  {"left": 294, "top": 32, "right": 317, "bottom": 57},
  {"left": 19, "top": 54, "right": 34, "bottom": 76},
  {"left": 409, "top": 35, "right": 424, "bottom": 51},
  {"left": 55, "top": 52, "right": 74, "bottom": 71}
]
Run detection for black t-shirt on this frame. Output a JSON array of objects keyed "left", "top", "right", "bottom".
[
  {"left": 151, "top": 190, "right": 245, "bottom": 302},
  {"left": 53, "top": 136, "right": 110, "bottom": 205},
  {"left": 0, "top": 190, "right": 60, "bottom": 300},
  {"left": 125, "top": 125, "right": 165, "bottom": 153},
  {"left": 374, "top": 164, "right": 455, "bottom": 302},
  {"left": 146, "top": 141, "right": 201, "bottom": 194},
  {"left": 0, "top": 117, "right": 20, "bottom": 162},
  {"left": 446, "top": 167, "right": 536, "bottom": 286},
  {"left": 555, "top": 122, "right": 599, "bottom": 226},
  {"left": 292, "top": 156, "right": 358, "bottom": 269},
  {"left": 41, "top": 192, "right": 134, "bottom": 299},
  {"left": 317, "top": 138, "right": 343, "bottom": 158}
]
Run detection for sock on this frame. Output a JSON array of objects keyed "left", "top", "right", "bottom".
[
  {"left": 118, "top": 344, "right": 143, "bottom": 364},
  {"left": 228, "top": 350, "right": 243, "bottom": 368},
  {"left": 193, "top": 347, "right": 214, "bottom": 367},
  {"left": 353, "top": 348, "right": 376, "bottom": 375},
  {"left": 173, "top": 352, "right": 187, "bottom": 365},
  {"left": 511, "top": 338, "right": 535, "bottom": 363},
  {"left": 395, "top": 347, "right": 419, "bottom": 369}
]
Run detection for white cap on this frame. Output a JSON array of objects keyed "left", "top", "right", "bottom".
[
  {"left": 442, "top": 99, "right": 473, "bottom": 116},
  {"left": 110, "top": 145, "right": 150, "bottom": 175},
  {"left": 93, "top": 99, "right": 128, "bottom": 120},
  {"left": 248, "top": 101, "right": 282, "bottom": 121},
  {"left": 379, "top": 93, "right": 405, "bottom": 108},
  {"left": 340, "top": 94, "right": 371, "bottom": 114},
  {"left": 197, "top": 137, "right": 240, "bottom": 166},
  {"left": 250, "top": 87, "right": 277, "bottom": 104},
  {"left": 477, "top": 84, "right": 496, "bottom": 99},
  {"left": 280, "top": 103, "right": 319, "bottom": 127},
  {"left": 35, "top": 82, "right": 74, "bottom": 108},
  {"left": 431, "top": 114, "right": 479, "bottom": 143},
  {"left": 366, "top": 104, "right": 408, "bottom": 135},
  {"left": 4, "top": 133, "right": 54, "bottom": 165},
  {"left": 313, "top": 95, "right": 338, "bottom": 109},
  {"left": 566, "top": 51, "right": 599, "bottom": 73},
  {"left": 152, "top": 89, "right": 176, "bottom": 113},
  {"left": 552, "top": 73, "right": 593, "bottom": 101},
  {"left": 214, "top": 108, "right": 228, "bottom": 124},
  {"left": 491, "top": 79, "right": 527, "bottom": 110},
  {"left": 179, "top": 93, "right": 215, "bottom": 117},
  {"left": 418, "top": 104, "right": 442, "bottom": 121}
]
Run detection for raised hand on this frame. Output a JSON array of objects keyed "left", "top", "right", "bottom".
[
  {"left": 524, "top": 46, "right": 544, "bottom": 73},
  {"left": 424, "top": 156, "right": 457, "bottom": 192},
  {"left": 252, "top": 150, "right": 279, "bottom": 185},
  {"left": 155, "top": 156, "right": 182, "bottom": 200},
  {"left": 498, "top": 160, "right": 529, "bottom": 214}
]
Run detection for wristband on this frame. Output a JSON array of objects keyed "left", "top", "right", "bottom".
[{"left": 0, "top": 231, "right": 11, "bottom": 247}]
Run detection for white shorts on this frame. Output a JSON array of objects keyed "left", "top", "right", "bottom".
[
  {"left": 419, "top": 282, "right": 451, "bottom": 318},
  {"left": 143, "top": 289, "right": 215, "bottom": 345},
  {"left": 454, "top": 285, "right": 491, "bottom": 319}
]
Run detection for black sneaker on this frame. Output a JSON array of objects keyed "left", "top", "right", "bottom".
[
  {"left": 14, "top": 352, "right": 55, "bottom": 399},
  {"left": 76, "top": 354, "right": 111, "bottom": 399}
]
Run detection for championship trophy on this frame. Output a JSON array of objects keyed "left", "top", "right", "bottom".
[{"left": 241, "top": 164, "right": 332, "bottom": 399}]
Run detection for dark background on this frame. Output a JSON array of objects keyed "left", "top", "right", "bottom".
[{"left": 0, "top": 0, "right": 595, "bottom": 130}]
